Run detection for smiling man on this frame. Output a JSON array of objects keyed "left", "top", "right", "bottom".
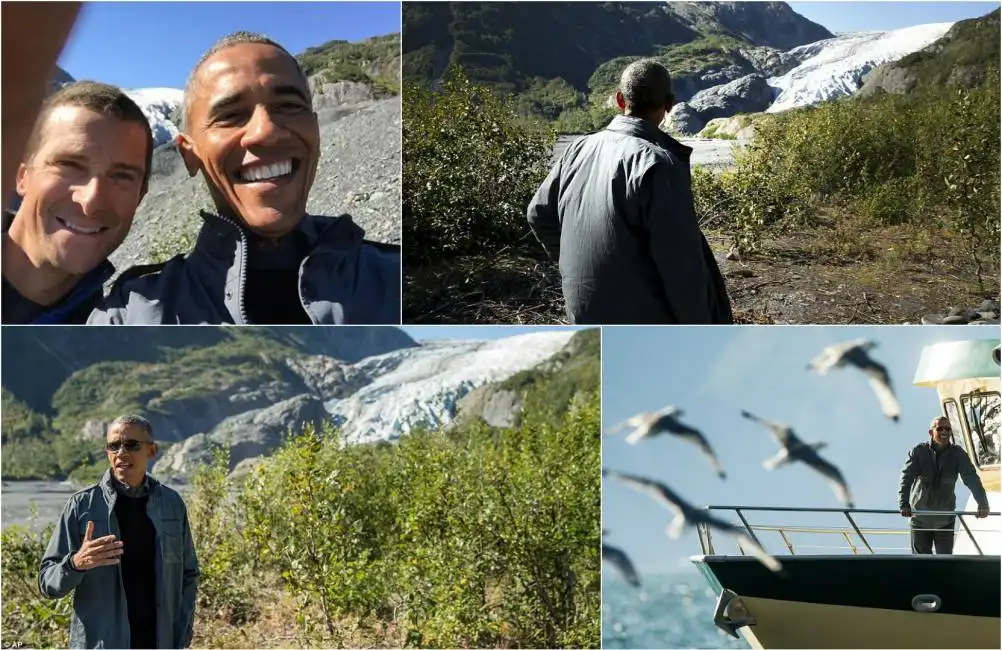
[
  {"left": 88, "top": 32, "right": 401, "bottom": 325},
  {"left": 39, "top": 414, "right": 198, "bottom": 649},
  {"left": 2, "top": 81, "right": 152, "bottom": 324}
]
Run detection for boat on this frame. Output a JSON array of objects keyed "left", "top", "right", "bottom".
[{"left": 690, "top": 338, "right": 1001, "bottom": 649}]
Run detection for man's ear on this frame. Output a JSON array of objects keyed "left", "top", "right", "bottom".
[
  {"left": 615, "top": 90, "right": 626, "bottom": 112},
  {"left": 14, "top": 162, "right": 29, "bottom": 198},
  {"left": 176, "top": 133, "right": 201, "bottom": 178}
]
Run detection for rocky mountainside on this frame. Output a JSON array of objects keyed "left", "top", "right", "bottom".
[
  {"left": 859, "top": 7, "right": 1000, "bottom": 96},
  {"left": 402, "top": 2, "right": 829, "bottom": 108},
  {"left": 665, "top": 1, "right": 833, "bottom": 51},
  {"left": 0, "top": 327, "right": 417, "bottom": 414},
  {"left": 1, "top": 327, "right": 594, "bottom": 483}
]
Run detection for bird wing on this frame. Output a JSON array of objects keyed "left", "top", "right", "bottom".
[
  {"left": 857, "top": 359, "right": 900, "bottom": 421},
  {"left": 700, "top": 511, "right": 783, "bottom": 573},
  {"left": 606, "top": 471, "right": 687, "bottom": 518},
  {"left": 674, "top": 426, "right": 727, "bottom": 478},
  {"left": 800, "top": 451, "right": 855, "bottom": 508},
  {"left": 602, "top": 543, "right": 641, "bottom": 587},
  {"left": 741, "top": 410, "right": 793, "bottom": 446}
]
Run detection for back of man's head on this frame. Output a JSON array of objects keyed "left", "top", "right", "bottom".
[
  {"left": 618, "top": 59, "right": 674, "bottom": 116},
  {"left": 24, "top": 81, "right": 154, "bottom": 190}
]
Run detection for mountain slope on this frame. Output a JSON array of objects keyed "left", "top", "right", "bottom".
[
  {"left": 0, "top": 327, "right": 417, "bottom": 413},
  {"left": 665, "top": 1, "right": 833, "bottom": 50},
  {"left": 403, "top": 1, "right": 829, "bottom": 95},
  {"left": 859, "top": 7, "right": 1000, "bottom": 95}
]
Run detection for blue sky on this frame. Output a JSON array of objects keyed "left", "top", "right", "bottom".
[
  {"left": 57, "top": 1, "right": 401, "bottom": 89},
  {"left": 401, "top": 325, "right": 590, "bottom": 342},
  {"left": 789, "top": 1, "right": 999, "bottom": 32},
  {"left": 603, "top": 326, "right": 1000, "bottom": 576}
]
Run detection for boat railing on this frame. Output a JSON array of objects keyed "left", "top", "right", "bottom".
[{"left": 696, "top": 505, "right": 1002, "bottom": 557}]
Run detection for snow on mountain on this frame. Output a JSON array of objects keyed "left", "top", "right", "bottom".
[
  {"left": 766, "top": 22, "right": 955, "bottom": 113},
  {"left": 326, "top": 331, "right": 577, "bottom": 444},
  {"left": 124, "top": 87, "right": 184, "bottom": 148}
]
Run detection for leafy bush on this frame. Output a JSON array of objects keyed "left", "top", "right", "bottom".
[
  {"left": 1, "top": 523, "right": 72, "bottom": 649},
  {"left": 403, "top": 66, "right": 556, "bottom": 265}
]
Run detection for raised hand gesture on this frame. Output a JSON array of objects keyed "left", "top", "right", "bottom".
[{"left": 71, "top": 521, "right": 123, "bottom": 570}]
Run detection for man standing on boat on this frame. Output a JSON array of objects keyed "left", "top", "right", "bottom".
[{"left": 898, "top": 416, "right": 990, "bottom": 555}]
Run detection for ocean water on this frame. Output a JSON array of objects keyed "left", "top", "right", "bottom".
[{"left": 603, "top": 571, "right": 751, "bottom": 650}]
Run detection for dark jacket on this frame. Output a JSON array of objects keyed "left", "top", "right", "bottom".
[
  {"left": 898, "top": 441, "right": 990, "bottom": 528},
  {"left": 526, "top": 115, "right": 732, "bottom": 325},
  {"left": 87, "top": 210, "right": 400, "bottom": 324},
  {"left": 1, "top": 211, "right": 113, "bottom": 324},
  {"left": 38, "top": 471, "right": 198, "bottom": 649}
]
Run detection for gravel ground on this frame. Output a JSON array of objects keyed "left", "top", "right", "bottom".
[{"left": 109, "top": 97, "right": 401, "bottom": 275}]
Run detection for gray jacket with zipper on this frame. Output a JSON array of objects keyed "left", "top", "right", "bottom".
[
  {"left": 526, "top": 114, "right": 732, "bottom": 325},
  {"left": 87, "top": 210, "right": 400, "bottom": 324},
  {"left": 898, "top": 441, "right": 989, "bottom": 529},
  {"left": 38, "top": 470, "right": 198, "bottom": 649}
]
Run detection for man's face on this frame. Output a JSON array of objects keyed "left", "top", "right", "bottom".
[
  {"left": 929, "top": 418, "right": 953, "bottom": 447},
  {"left": 178, "top": 42, "right": 319, "bottom": 238},
  {"left": 105, "top": 422, "right": 158, "bottom": 487},
  {"left": 12, "top": 106, "right": 148, "bottom": 275}
]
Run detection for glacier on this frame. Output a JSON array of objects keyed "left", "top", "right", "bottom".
[
  {"left": 123, "top": 87, "right": 184, "bottom": 148},
  {"left": 766, "top": 21, "right": 955, "bottom": 113},
  {"left": 325, "top": 330, "right": 577, "bottom": 444}
]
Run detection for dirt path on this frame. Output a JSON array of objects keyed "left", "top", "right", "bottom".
[{"left": 552, "top": 134, "right": 748, "bottom": 171}]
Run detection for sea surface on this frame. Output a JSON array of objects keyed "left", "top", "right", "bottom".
[{"left": 603, "top": 571, "right": 752, "bottom": 650}]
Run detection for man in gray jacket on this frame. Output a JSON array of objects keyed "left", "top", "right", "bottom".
[
  {"left": 526, "top": 58, "right": 731, "bottom": 325},
  {"left": 88, "top": 31, "right": 400, "bottom": 325},
  {"left": 39, "top": 415, "right": 198, "bottom": 649},
  {"left": 898, "top": 416, "right": 990, "bottom": 554}
]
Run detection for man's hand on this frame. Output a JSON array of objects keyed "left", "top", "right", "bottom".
[
  {"left": 976, "top": 506, "right": 989, "bottom": 519},
  {"left": 900, "top": 506, "right": 912, "bottom": 518},
  {"left": 71, "top": 521, "right": 123, "bottom": 570}
]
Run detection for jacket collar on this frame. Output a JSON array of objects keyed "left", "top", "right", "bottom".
[
  {"left": 100, "top": 468, "right": 159, "bottom": 503},
  {"left": 193, "top": 209, "right": 365, "bottom": 261},
  {"left": 605, "top": 114, "right": 693, "bottom": 162}
]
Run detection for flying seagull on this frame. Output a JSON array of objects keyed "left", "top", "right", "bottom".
[
  {"left": 740, "top": 410, "right": 855, "bottom": 509},
  {"left": 602, "top": 530, "right": 641, "bottom": 588},
  {"left": 607, "top": 406, "right": 727, "bottom": 479},
  {"left": 807, "top": 339, "right": 900, "bottom": 422},
  {"left": 603, "top": 469, "right": 783, "bottom": 573}
]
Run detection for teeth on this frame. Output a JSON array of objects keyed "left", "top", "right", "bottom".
[
  {"left": 241, "top": 160, "right": 292, "bottom": 182},
  {"left": 59, "top": 218, "right": 103, "bottom": 235}
]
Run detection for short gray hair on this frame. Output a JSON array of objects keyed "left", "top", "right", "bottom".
[
  {"left": 182, "top": 31, "right": 312, "bottom": 131},
  {"left": 109, "top": 414, "right": 154, "bottom": 440},
  {"left": 619, "top": 59, "right": 673, "bottom": 114}
]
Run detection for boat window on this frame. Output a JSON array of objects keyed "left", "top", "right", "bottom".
[
  {"left": 943, "top": 400, "right": 967, "bottom": 453},
  {"left": 960, "top": 391, "right": 1000, "bottom": 468}
]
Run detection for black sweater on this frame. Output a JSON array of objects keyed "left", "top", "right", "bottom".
[{"left": 114, "top": 495, "right": 158, "bottom": 649}]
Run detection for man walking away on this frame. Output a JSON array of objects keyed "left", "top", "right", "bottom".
[{"left": 526, "top": 58, "right": 732, "bottom": 325}]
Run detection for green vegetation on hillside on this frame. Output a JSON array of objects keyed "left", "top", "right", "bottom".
[
  {"left": 501, "top": 329, "right": 600, "bottom": 422},
  {"left": 892, "top": 8, "right": 1000, "bottom": 90},
  {"left": 403, "top": 67, "right": 562, "bottom": 323},
  {"left": 2, "top": 394, "right": 601, "bottom": 649},
  {"left": 297, "top": 33, "right": 402, "bottom": 95}
]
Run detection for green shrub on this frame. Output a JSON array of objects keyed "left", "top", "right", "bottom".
[
  {"left": 1, "top": 523, "right": 72, "bottom": 649},
  {"left": 402, "top": 66, "right": 556, "bottom": 265},
  {"left": 696, "top": 69, "right": 1000, "bottom": 259}
]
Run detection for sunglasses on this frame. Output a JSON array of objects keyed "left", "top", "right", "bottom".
[
  {"left": 105, "top": 439, "right": 150, "bottom": 453},
  {"left": 934, "top": 426, "right": 952, "bottom": 433}
]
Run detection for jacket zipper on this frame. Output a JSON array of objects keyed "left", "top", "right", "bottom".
[{"left": 205, "top": 211, "right": 250, "bottom": 325}]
